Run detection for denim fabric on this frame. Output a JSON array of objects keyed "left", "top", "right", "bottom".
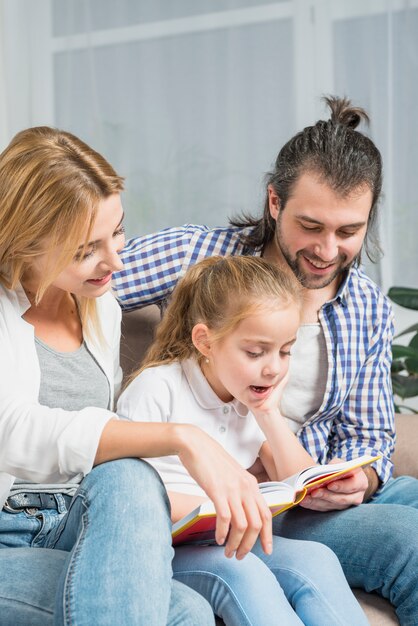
[
  {"left": 173, "top": 536, "right": 368, "bottom": 626},
  {"left": 0, "top": 459, "right": 214, "bottom": 626},
  {"left": 272, "top": 476, "right": 418, "bottom": 626},
  {"left": 371, "top": 475, "right": 418, "bottom": 507}
]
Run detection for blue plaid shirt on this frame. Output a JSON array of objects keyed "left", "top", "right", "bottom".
[{"left": 114, "top": 224, "right": 395, "bottom": 486}]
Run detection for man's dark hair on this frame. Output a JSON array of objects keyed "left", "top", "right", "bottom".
[{"left": 231, "top": 96, "right": 383, "bottom": 262}]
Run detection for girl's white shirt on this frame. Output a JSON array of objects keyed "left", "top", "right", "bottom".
[
  {"left": 117, "top": 358, "right": 266, "bottom": 497},
  {"left": 0, "top": 282, "right": 122, "bottom": 504}
]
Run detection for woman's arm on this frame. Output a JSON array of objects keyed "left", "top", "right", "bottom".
[{"left": 96, "top": 418, "right": 272, "bottom": 559}]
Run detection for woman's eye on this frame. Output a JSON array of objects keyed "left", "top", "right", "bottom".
[
  {"left": 74, "top": 246, "right": 96, "bottom": 262},
  {"left": 113, "top": 225, "right": 125, "bottom": 237}
]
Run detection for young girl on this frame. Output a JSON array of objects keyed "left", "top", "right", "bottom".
[{"left": 117, "top": 255, "right": 368, "bottom": 626}]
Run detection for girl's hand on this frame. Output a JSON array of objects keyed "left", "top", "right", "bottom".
[
  {"left": 175, "top": 424, "right": 273, "bottom": 559},
  {"left": 250, "top": 373, "right": 289, "bottom": 419},
  {"left": 243, "top": 373, "right": 316, "bottom": 482}
]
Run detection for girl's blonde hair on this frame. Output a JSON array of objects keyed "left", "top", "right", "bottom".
[
  {"left": 0, "top": 126, "right": 124, "bottom": 331},
  {"left": 133, "top": 255, "right": 301, "bottom": 379}
]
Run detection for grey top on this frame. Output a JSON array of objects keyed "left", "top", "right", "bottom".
[
  {"left": 9, "top": 338, "right": 110, "bottom": 498},
  {"left": 35, "top": 337, "right": 110, "bottom": 412}
]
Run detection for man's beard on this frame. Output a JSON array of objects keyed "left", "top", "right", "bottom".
[{"left": 274, "top": 227, "right": 352, "bottom": 290}]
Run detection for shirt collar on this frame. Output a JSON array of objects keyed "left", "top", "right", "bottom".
[
  {"left": 322, "top": 265, "right": 357, "bottom": 308},
  {"left": 182, "top": 358, "right": 249, "bottom": 417},
  {"left": 13, "top": 282, "right": 31, "bottom": 316}
]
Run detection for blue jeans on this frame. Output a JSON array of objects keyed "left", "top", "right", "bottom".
[
  {"left": 272, "top": 476, "right": 418, "bottom": 626},
  {"left": 0, "top": 459, "right": 214, "bottom": 626},
  {"left": 173, "top": 535, "right": 368, "bottom": 626}
]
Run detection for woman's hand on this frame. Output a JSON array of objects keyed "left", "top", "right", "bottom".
[
  {"left": 96, "top": 419, "right": 272, "bottom": 559},
  {"left": 175, "top": 424, "right": 273, "bottom": 559}
]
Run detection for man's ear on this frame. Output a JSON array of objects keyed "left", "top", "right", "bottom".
[
  {"left": 192, "top": 323, "right": 212, "bottom": 358},
  {"left": 268, "top": 184, "right": 280, "bottom": 220}
]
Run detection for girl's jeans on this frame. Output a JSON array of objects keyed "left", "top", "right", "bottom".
[
  {"left": 173, "top": 535, "right": 368, "bottom": 626},
  {"left": 0, "top": 459, "right": 214, "bottom": 626}
]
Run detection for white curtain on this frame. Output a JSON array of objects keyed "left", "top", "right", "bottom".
[{"left": 1, "top": 0, "right": 417, "bottom": 294}]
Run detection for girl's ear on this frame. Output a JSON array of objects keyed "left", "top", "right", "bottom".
[{"left": 192, "top": 323, "right": 212, "bottom": 358}]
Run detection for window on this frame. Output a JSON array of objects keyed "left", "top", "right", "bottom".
[{"left": 2, "top": 0, "right": 417, "bottom": 290}]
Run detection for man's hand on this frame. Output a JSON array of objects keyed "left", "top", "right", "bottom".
[
  {"left": 300, "top": 467, "right": 372, "bottom": 511},
  {"left": 176, "top": 424, "right": 273, "bottom": 559}
]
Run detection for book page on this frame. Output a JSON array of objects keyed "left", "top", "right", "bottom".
[
  {"left": 262, "top": 484, "right": 297, "bottom": 508},
  {"left": 285, "top": 454, "right": 380, "bottom": 492},
  {"left": 258, "top": 481, "right": 293, "bottom": 497}
]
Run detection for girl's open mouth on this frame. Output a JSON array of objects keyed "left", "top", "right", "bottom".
[{"left": 249, "top": 385, "right": 271, "bottom": 396}]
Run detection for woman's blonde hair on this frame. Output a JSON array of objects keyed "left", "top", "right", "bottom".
[
  {"left": 0, "top": 126, "right": 124, "bottom": 331},
  {"left": 133, "top": 255, "right": 301, "bottom": 380}
]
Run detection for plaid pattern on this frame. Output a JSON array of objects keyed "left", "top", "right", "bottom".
[
  {"left": 115, "top": 225, "right": 252, "bottom": 310},
  {"left": 114, "top": 224, "right": 395, "bottom": 485}
]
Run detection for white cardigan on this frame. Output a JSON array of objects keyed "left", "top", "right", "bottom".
[{"left": 0, "top": 283, "right": 122, "bottom": 503}]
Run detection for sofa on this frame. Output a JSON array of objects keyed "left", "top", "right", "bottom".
[{"left": 120, "top": 305, "right": 418, "bottom": 626}]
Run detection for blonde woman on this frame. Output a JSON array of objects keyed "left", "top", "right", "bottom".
[{"left": 0, "top": 127, "right": 271, "bottom": 625}]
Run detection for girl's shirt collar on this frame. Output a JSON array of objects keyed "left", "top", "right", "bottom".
[{"left": 181, "top": 358, "right": 249, "bottom": 418}]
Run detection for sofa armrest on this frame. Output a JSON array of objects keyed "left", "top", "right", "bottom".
[{"left": 392, "top": 413, "right": 418, "bottom": 479}]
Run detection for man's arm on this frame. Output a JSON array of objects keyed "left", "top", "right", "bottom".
[
  {"left": 302, "top": 294, "right": 395, "bottom": 511},
  {"left": 112, "top": 227, "right": 193, "bottom": 311},
  {"left": 331, "top": 299, "right": 395, "bottom": 481},
  {"left": 113, "top": 225, "right": 247, "bottom": 311}
]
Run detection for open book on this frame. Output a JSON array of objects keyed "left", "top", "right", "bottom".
[{"left": 172, "top": 453, "right": 381, "bottom": 546}]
